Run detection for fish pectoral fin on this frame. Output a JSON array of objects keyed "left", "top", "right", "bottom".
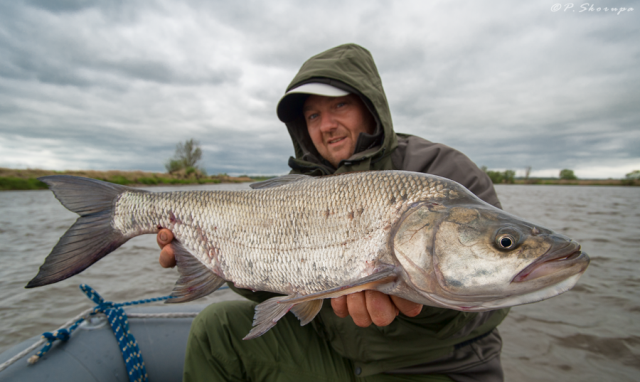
[
  {"left": 290, "top": 300, "right": 324, "bottom": 326},
  {"left": 166, "top": 242, "right": 226, "bottom": 303},
  {"left": 243, "top": 268, "right": 398, "bottom": 340},
  {"left": 249, "top": 174, "right": 311, "bottom": 189},
  {"left": 279, "top": 268, "right": 398, "bottom": 305},
  {"left": 244, "top": 296, "right": 294, "bottom": 340}
]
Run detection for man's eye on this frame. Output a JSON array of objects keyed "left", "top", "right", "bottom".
[{"left": 336, "top": 102, "right": 346, "bottom": 108}]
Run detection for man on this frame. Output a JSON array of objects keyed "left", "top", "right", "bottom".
[{"left": 158, "top": 44, "right": 508, "bottom": 381}]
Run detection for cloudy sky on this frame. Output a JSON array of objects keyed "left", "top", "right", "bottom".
[{"left": 0, "top": 0, "right": 638, "bottom": 178}]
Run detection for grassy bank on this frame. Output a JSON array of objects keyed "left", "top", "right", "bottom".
[
  {"left": 0, "top": 168, "right": 256, "bottom": 191},
  {"left": 510, "top": 178, "right": 639, "bottom": 186}
]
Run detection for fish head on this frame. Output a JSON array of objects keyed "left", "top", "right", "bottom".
[{"left": 392, "top": 200, "right": 590, "bottom": 311}]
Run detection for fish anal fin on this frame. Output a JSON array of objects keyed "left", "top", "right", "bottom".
[
  {"left": 290, "top": 300, "right": 323, "bottom": 326},
  {"left": 280, "top": 268, "right": 397, "bottom": 305},
  {"left": 243, "top": 296, "right": 293, "bottom": 340},
  {"left": 166, "top": 242, "right": 225, "bottom": 303}
]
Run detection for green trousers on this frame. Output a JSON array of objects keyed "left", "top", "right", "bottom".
[{"left": 183, "top": 300, "right": 453, "bottom": 382}]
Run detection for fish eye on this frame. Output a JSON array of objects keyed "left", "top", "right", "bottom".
[{"left": 496, "top": 234, "right": 516, "bottom": 249}]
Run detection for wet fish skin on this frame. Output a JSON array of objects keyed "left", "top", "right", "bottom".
[
  {"left": 28, "top": 171, "right": 589, "bottom": 339},
  {"left": 110, "top": 172, "right": 453, "bottom": 296}
]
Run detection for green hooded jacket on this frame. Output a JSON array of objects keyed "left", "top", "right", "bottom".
[{"left": 233, "top": 44, "right": 509, "bottom": 378}]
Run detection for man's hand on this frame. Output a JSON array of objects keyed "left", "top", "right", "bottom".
[
  {"left": 331, "top": 291, "right": 422, "bottom": 327},
  {"left": 157, "top": 228, "right": 177, "bottom": 268}
]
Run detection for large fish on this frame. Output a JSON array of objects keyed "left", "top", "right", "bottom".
[{"left": 28, "top": 171, "right": 589, "bottom": 339}]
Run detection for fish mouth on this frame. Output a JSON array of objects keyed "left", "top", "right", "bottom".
[
  {"left": 425, "top": 272, "right": 585, "bottom": 312},
  {"left": 512, "top": 238, "right": 588, "bottom": 283}
]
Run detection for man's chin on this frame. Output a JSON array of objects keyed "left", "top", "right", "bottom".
[{"left": 326, "top": 150, "right": 353, "bottom": 167}]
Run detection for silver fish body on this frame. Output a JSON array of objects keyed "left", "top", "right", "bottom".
[
  {"left": 29, "top": 171, "right": 590, "bottom": 339},
  {"left": 113, "top": 171, "right": 450, "bottom": 295}
]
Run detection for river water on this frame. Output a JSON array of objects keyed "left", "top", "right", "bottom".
[{"left": 0, "top": 183, "right": 638, "bottom": 381}]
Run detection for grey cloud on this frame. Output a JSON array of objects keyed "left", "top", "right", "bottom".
[
  {"left": 0, "top": 2, "right": 240, "bottom": 89},
  {"left": 22, "top": 0, "right": 97, "bottom": 13},
  {"left": 0, "top": 0, "right": 638, "bottom": 178}
]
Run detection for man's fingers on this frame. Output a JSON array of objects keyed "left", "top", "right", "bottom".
[
  {"left": 157, "top": 229, "right": 176, "bottom": 268},
  {"left": 157, "top": 228, "right": 174, "bottom": 249},
  {"left": 390, "top": 295, "right": 423, "bottom": 317},
  {"left": 331, "top": 296, "right": 350, "bottom": 318},
  {"left": 346, "top": 292, "right": 372, "bottom": 327},
  {"left": 365, "top": 290, "right": 397, "bottom": 326},
  {"left": 159, "top": 244, "right": 177, "bottom": 268}
]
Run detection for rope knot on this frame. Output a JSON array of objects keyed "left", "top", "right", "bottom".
[
  {"left": 95, "top": 301, "right": 115, "bottom": 312},
  {"left": 42, "top": 329, "right": 70, "bottom": 342}
]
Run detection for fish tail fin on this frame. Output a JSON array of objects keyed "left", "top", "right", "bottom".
[{"left": 26, "top": 175, "right": 145, "bottom": 288}]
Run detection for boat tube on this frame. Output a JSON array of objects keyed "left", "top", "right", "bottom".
[{"left": 0, "top": 305, "right": 206, "bottom": 382}]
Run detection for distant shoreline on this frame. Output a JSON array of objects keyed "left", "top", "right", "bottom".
[
  {"left": 0, "top": 168, "right": 637, "bottom": 191},
  {"left": 504, "top": 178, "right": 638, "bottom": 186},
  {"left": 0, "top": 168, "right": 267, "bottom": 191}
]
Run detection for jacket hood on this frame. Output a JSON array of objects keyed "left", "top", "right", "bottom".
[{"left": 283, "top": 43, "right": 398, "bottom": 175}]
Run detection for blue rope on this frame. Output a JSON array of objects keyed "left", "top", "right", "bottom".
[{"left": 31, "top": 284, "right": 175, "bottom": 382}]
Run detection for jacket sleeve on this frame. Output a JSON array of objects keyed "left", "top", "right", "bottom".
[{"left": 391, "top": 134, "right": 502, "bottom": 209}]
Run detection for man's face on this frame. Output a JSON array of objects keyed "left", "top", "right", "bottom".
[{"left": 303, "top": 94, "right": 375, "bottom": 168}]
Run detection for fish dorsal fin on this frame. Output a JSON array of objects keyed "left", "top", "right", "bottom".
[
  {"left": 166, "top": 242, "right": 226, "bottom": 303},
  {"left": 249, "top": 174, "right": 311, "bottom": 189}
]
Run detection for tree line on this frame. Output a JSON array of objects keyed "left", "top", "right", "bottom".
[
  {"left": 481, "top": 166, "right": 578, "bottom": 184},
  {"left": 162, "top": 140, "right": 638, "bottom": 186}
]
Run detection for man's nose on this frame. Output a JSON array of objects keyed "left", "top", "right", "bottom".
[{"left": 318, "top": 112, "right": 338, "bottom": 133}]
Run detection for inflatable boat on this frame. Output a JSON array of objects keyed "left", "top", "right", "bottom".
[{"left": 0, "top": 303, "right": 204, "bottom": 382}]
